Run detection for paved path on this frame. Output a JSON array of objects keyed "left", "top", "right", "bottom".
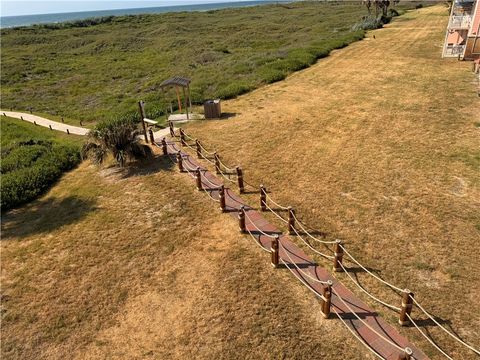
[
  {"left": 1, "top": 110, "right": 89, "bottom": 136},
  {"left": 159, "top": 137, "right": 428, "bottom": 360}
]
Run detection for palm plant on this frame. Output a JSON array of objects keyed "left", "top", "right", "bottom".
[{"left": 82, "top": 117, "right": 152, "bottom": 167}]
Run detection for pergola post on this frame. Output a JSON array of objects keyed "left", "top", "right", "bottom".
[
  {"left": 182, "top": 86, "right": 189, "bottom": 120},
  {"left": 138, "top": 100, "right": 148, "bottom": 143},
  {"left": 175, "top": 86, "right": 182, "bottom": 112}
]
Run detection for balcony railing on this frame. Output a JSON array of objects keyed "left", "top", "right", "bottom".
[
  {"left": 443, "top": 44, "right": 466, "bottom": 57},
  {"left": 449, "top": 15, "right": 472, "bottom": 29}
]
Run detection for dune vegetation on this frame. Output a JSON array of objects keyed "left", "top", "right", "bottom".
[{"left": 0, "top": 1, "right": 425, "bottom": 125}]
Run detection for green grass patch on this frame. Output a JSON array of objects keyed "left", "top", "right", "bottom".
[{"left": 1, "top": 117, "right": 82, "bottom": 211}]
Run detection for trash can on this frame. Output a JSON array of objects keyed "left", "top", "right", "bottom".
[{"left": 204, "top": 99, "right": 221, "bottom": 119}]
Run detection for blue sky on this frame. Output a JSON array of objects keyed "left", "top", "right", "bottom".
[{"left": 1, "top": 1, "right": 257, "bottom": 17}]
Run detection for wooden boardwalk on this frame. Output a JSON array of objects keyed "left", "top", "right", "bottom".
[{"left": 161, "top": 138, "right": 428, "bottom": 360}]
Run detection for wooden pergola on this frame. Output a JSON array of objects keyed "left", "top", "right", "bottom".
[{"left": 160, "top": 76, "right": 192, "bottom": 120}]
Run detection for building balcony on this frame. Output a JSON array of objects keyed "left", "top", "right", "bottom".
[
  {"left": 449, "top": 15, "right": 472, "bottom": 29},
  {"left": 443, "top": 44, "right": 466, "bottom": 57}
]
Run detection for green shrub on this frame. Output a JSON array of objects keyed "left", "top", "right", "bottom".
[
  {"left": 388, "top": 8, "right": 400, "bottom": 17},
  {"left": 215, "top": 82, "right": 252, "bottom": 99},
  {"left": 415, "top": 4, "right": 423, "bottom": 9},
  {"left": 1, "top": 142, "right": 80, "bottom": 211},
  {"left": 259, "top": 67, "right": 287, "bottom": 84}
]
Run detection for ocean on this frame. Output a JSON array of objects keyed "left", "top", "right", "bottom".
[{"left": 0, "top": 1, "right": 288, "bottom": 29}]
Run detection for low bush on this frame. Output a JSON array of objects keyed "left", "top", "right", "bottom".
[
  {"left": 215, "top": 82, "right": 252, "bottom": 99},
  {"left": 388, "top": 8, "right": 400, "bottom": 17},
  {"left": 415, "top": 4, "right": 423, "bottom": 9},
  {"left": 1, "top": 118, "right": 81, "bottom": 211}
]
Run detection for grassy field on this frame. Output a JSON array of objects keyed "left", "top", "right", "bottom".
[
  {"left": 1, "top": 117, "right": 82, "bottom": 210},
  {"left": 0, "top": 1, "right": 412, "bottom": 125},
  {"left": 1, "top": 153, "right": 367, "bottom": 359},
  {"left": 179, "top": 5, "right": 480, "bottom": 359}
]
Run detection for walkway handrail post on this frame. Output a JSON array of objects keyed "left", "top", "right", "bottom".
[
  {"left": 66, "top": 129, "right": 70, "bottom": 135},
  {"left": 49, "top": 125, "right": 52, "bottom": 130},
  {"left": 169, "top": 120, "right": 174, "bottom": 137},
  {"left": 195, "top": 167, "right": 202, "bottom": 191},
  {"left": 138, "top": 100, "right": 149, "bottom": 143},
  {"left": 180, "top": 128, "right": 186, "bottom": 146},
  {"left": 321, "top": 280, "right": 333, "bottom": 318},
  {"left": 271, "top": 235, "right": 279, "bottom": 268},
  {"left": 333, "top": 239, "right": 344, "bottom": 272},
  {"left": 149, "top": 128, "right": 155, "bottom": 144},
  {"left": 399, "top": 290, "right": 414, "bottom": 326},
  {"left": 238, "top": 206, "right": 246, "bottom": 233},
  {"left": 219, "top": 185, "right": 226, "bottom": 212},
  {"left": 161, "top": 138, "right": 168, "bottom": 155},
  {"left": 260, "top": 185, "right": 267, "bottom": 211},
  {"left": 397, "top": 347, "right": 413, "bottom": 360},
  {"left": 288, "top": 207, "right": 295, "bottom": 235},
  {"left": 236, "top": 166, "right": 245, "bottom": 193},
  {"left": 176, "top": 151, "right": 184, "bottom": 172},
  {"left": 214, "top": 152, "right": 220, "bottom": 174},
  {"left": 196, "top": 139, "right": 201, "bottom": 158}
]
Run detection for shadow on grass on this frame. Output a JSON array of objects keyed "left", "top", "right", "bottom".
[
  {"left": 101, "top": 155, "right": 175, "bottom": 179},
  {"left": 1, "top": 196, "right": 97, "bottom": 240}
]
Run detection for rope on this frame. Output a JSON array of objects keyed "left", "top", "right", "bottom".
[
  {"left": 217, "top": 157, "right": 237, "bottom": 173},
  {"left": 182, "top": 130, "right": 196, "bottom": 142},
  {"left": 330, "top": 287, "right": 405, "bottom": 352},
  {"left": 290, "top": 225, "right": 335, "bottom": 260},
  {"left": 406, "top": 314, "right": 454, "bottom": 360},
  {"left": 410, "top": 297, "right": 480, "bottom": 356},
  {"left": 280, "top": 258, "right": 327, "bottom": 302},
  {"left": 198, "top": 141, "right": 215, "bottom": 156},
  {"left": 291, "top": 211, "right": 338, "bottom": 244},
  {"left": 339, "top": 244, "right": 404, "bottom": 293},
  {"left": 337, "top": 261, "right": 401, "bottom": 311},
  {"left": 244, "top": 210, "right": 279, "bottom": 239},
  {"left": 265, "top": 192, "right": 290, "bottom": 211},
  {"left": 331, "top": 305, "right": 386, "bottom": 360},
  {"left": 245, "top": 226, "right": 272, "bottom": 253},
  {"left": 264, "top": 202, "right": 289, "bottom": 224},
  {"left": 279, "top": 241, "right": 331, "bottom": 285}
]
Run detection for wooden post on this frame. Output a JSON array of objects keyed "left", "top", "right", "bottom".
[
  {"left": 321, "top": 280, "right": 333, "bottom": 319},
  {"left": 260, "top": 185, "right": 267, "bottom": 211},
  {"left": 195, "top": 167, "right": 202, "bottom": 191},
  {"left": 397, "top": 348, "right": 413, "bottom": 360},
  {"left": 333, "top": 239, "right": 344, "bottom": 272},
  {"left": 188, "top": 84, "right": 192, "bottom": 111},
  {"left": 271, "top": 235, "right": 279, "bottom": 268},
  {"left": 21, "top": 116, "right": 24, "bottom": 120},
  {"left": 182, "top": 86, "right": 189, "bottom": 120},
  {"left": 180, "top": 128, "right": 186, "bottom": 146},
  {"left": 34, "top": 121, "right": 37, "bottom": 126},
  {"left": 176, "top": 151, "right": 183, "bottom": 172},
  {"left": 138, "top": 100, "right": 148, "bottom": 143},
  {"left": 29, "top": 108, "right": 32, "bottom": 114},
  {"left": 149, "top": 128, "right": 155, "bottom": 144},
  {"left": 288, "top": 207, "right": 295, "bottom": 235},
  {"left": 80, "top": 120, "right": 83, "bottom": 126},
  {"left": 236, "top": 166, "right": 245, "bottom": 194},
  {"left": 196, "top": 139, "right": 202, "bottom": 158},
  {"left": 214, "top": 152, "right": 220, "bottom": 174},
  {"left": 61, "top": 117, "right": 64, "bottom": 123},
  {"left": 175, "top": 86, "right": 182, "bottom": 112},
  {"left": 169, "top": 120, "right": 174, "bottom": 137},
  {"left": 219, "top": 185, "right": 226, "bottom": 212},
  {"left": 3, "top": 112, "right": 6, "bottom": 116},
  {"left": 161, "top": 138, "right": 168, "bottom": 155},
  {"left": 399, "top": 290, "right": 414, "bottom": 326},
  {"left": 66, "top": 129, "right": 70, "bottom": 135},
  {"left": 49, "top": 125, "right": 52, "bottom": 130},
  {"left": 238, "top": 206, "right": 246, "bottom": 233}
]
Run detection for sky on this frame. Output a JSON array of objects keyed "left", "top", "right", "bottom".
[{"left": 1, "top": 0, "right": 258, "bottom": 17}]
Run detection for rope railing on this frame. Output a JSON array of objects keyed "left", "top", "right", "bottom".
[
  {"left": 330, "top": 287, "right": 406, "bottom": 353},
  {"left": 244, "top": 210, "right": 279, "bottom": 239},
  {"left": 290, "top": 224, "right": 335, "bottom": 260},
  {"left": 337, "top": 261, "right": 401, "bottom": 312},
  {"left": 291, "top": 211, "right": 338, "bottom": 245},
  {"left": 410, "top": 297, "right": 480, "bottom": 356},
  {"left": 406, "top": 314, "right": 454, "bottom": 360},
  {"left": 279, "top": 241, "right": 331, "bottom": 286},
  {"left": 161, "top": 130, "right": 479, "bottom": 358}
]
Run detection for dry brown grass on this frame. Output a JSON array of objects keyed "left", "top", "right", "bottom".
[
  {"left": 1, "top": 155, "right": 364, "bottom": 359},
  {"left": 181, "top": 5, "right": 480, "bottom": 359}
]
